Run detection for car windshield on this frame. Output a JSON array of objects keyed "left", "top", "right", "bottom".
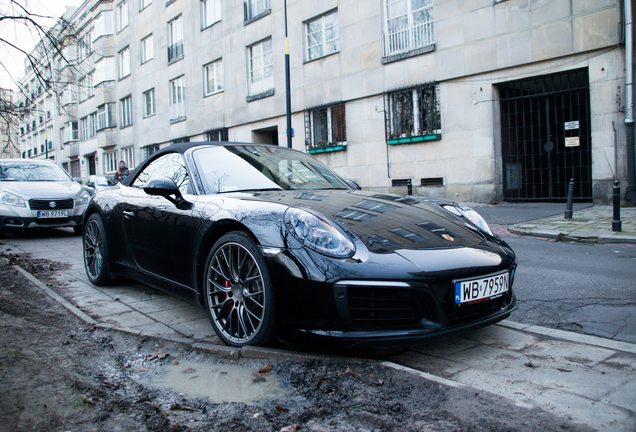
[
  {"left": 0, "top": 162, "right": 72, "bottom": 182},
  {"left": 94, "top": 176, "right": 115, "bottom": 186},
  {"left": 192, "top": 145, "right": 352, "bottom": 194}
]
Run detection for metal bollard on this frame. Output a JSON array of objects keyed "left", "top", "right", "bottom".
[
  {"left": 407, "top": 179, "right": 412, "bottom": 196},
  {"left": 564, "top": 178, "right": 575, "bottom": 219},
  {"left": 612, "top": 181, "right": 622, "bottom": 232}
]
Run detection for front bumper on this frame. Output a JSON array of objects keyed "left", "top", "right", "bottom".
[
  {"left": 0, "top": 206, "right": 86, "bottom": 231},
  {"left": 268, "top": 244, "right": 518, "bottom": 350}
]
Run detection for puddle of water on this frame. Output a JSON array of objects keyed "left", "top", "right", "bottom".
[{"left": 136, "top": 360, "right": 291, "bottom": 404}]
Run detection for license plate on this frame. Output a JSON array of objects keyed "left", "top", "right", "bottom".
[
  {"left": 454, "top": 272, "right": 509, "bottom": 305},
  {"left": 37, "top": 210, "right": 69, "bottom": 219}
]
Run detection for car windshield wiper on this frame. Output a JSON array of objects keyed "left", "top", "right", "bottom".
[{"left": 218, "top": 187, "right": 285, "bottom": 193}]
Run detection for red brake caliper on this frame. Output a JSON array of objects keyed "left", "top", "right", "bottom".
[{"left": 224, "top": 279, "right": 233, "bottom": 312}]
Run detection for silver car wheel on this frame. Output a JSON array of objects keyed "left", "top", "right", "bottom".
[{"left": 205, "top": 239, "right": 268, "bottom": 345}]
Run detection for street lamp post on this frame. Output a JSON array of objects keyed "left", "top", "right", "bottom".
[{"left": 284, "top": 0, "right": 292, "bottom": 148}]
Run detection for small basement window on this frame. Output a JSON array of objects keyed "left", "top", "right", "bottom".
[{"left": 421, "top": 177, "right": 443, "bottom": 186}]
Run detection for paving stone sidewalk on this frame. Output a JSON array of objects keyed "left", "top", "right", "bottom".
[{"left": 508, "top": 206, "right": 636, "bottom": 244}]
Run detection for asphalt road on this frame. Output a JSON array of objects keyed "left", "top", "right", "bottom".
[{"left": 504, "top": 235, "right": 636, "bottom": 343}]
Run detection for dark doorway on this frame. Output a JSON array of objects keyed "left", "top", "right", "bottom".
[
  {"left": 499, "top": 69, "right": 592, "bottom": 202},
  {"left": 252, "top": 126, "right": 279, "bottom": 146},
  {"left": 87, "top": 153, "right": 96, "bottom": 175}
]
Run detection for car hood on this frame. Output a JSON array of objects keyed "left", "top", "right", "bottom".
[
  {"left": 0, "top": 181, "right": 84, "bottom": 199},
  {"left": 229, "top": 189, "right": 490, "bottom": 252}
]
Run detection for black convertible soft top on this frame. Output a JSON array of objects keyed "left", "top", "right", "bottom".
[{"left": 120, "top": 141, "right": 290, "bottom": 187}]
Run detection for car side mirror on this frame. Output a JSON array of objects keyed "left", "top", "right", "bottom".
[{"left": 144, "top": 176, "right": 193, "bottom": 210}]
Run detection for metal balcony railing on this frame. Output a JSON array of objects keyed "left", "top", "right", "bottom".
[
  {"left": 167, "top": 41, "right": 183, "bottom": 63},
  {"left": 383, "top": 21, "right": 434, "bottom": 57}
]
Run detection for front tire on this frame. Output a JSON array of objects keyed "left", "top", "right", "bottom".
[
  {"left": 83, "top": 213, "right": 113, "bottom": 286},
  {"left": 203, "top": 232, "right": 276, "bottom": 347}
]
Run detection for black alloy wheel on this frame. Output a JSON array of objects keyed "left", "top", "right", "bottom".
[
  {"left": 83, "top": 213, "right": 112, "bottom": 286},
  {"left": 203, "top": 232, "right": 276, "bottom": 347}
]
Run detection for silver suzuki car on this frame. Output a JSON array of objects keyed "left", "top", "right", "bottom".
[{"left": 0, "top": 159, "right": 91, "bottom": 238}]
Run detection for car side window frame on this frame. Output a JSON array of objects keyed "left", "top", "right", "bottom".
[{"left": 131, "top": 152, "right": 191, "bottom": 195}]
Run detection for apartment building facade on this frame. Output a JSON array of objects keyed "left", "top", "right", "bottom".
[{"left": 17, "top": 0, "right": 631, "bottom": 204}]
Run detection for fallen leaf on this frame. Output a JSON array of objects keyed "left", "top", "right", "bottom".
[
  {"left": 253, "top": 376, "right": 267, "bottom": 383},
  {"left": 189, "top": 375, "right": 199, "bottom": 379},
  {"left": 170, "top": 404, "right": 200, "bottom": 412},
  {"left": 81, "top": 395, "right": 96, "bottom": 405},
  {"left": 183, "top": 368, "right": 196, "bottom": 374},
  {"left": 337, "top": 366, "right": 361, "bottom": 378},
  {"left": 259, "top": 364, "right": 272, "bottom": 374},
  {"left": 274, "top": 405, "right": 290, "bottom": 412},
  {"left": 220, "top": 371, "right": 228, "bottom": 375},
  {"left": 147, "top": 350, "right": 169, "bottom": 360},
  {"left": 279, "top": 425, "right": 300, "bottom": 432},
  {"left": 171, "top": 360, "right": 179, "bottom": 365}
]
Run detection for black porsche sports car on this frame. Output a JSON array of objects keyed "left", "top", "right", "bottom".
[{"left": 83, "top": 142, "right": 516, "bottom": 349}]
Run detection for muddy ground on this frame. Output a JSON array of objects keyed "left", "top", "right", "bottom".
[{"left": 0, "top": 252, "right": 593, "bottom": 432}]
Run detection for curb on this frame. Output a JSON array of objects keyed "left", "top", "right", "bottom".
[{"left": 508, "top": 226, "right": 636, "bottom": 245}]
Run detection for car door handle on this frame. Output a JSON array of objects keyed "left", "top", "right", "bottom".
[{"left": 123, "top": 210, "right": 135, "bottom": 219}]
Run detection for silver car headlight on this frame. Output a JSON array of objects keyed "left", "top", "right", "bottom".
[
  {"left": 76, "top": 190, "right": 91, "bottom": 206},
  {"left": 0, "top": 192, "right": 27, "bottom": 208},
  {"left": 284, "top": 207, "right": 355, "bottom": 258},
  {"left": 443, "top": 204, "right": 493, "bottom": 236}
]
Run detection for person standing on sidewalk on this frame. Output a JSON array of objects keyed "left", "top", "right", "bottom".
[{"left": 114, "top": 161, "right": 130, "bottom": 184}]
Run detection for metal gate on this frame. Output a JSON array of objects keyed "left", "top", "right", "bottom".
[{"left": 499, "top": 69, "right": 592, "bottom": 201}]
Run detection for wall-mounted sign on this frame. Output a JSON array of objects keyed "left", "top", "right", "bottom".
[
  {"left": 564, "top": 121, "right": 579, "bottom": 130},
  {"left": 565, "top": 137, "right": 580, "bottom": 147}
]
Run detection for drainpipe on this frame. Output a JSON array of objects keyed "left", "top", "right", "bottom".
[{"left": 625, "top": 0, "right": 636, "bottom": 204}]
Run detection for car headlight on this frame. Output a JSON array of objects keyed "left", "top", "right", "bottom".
[
  {"left": 0, "top": 192, "right": 26, "bottom": 208},
  {"left": 284, "top": 207, "right": 355, "bottom": 258},
  {"left": 443, "top": 204, "right": 493, "bottom": 236},
  {"left": 76, "top": 190, "right": 91, "bottom": 206}
]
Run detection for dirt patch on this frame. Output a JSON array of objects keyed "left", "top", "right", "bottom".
[{"left": 0, "top": 253, "right": 594, "bottom": 432}]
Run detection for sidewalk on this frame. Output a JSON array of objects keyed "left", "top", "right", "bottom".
[{"left": 476, "top": 204, "right": 636, "bottom": 244}]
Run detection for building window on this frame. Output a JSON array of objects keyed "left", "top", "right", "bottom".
[
  {"left": 168, "top": 16, "right": 184, "bottom": 63},
  {"left": 117, "top": 0, "right": 129, "bottom": 32},
  {"left": 169, "top": 76, "right": 185, "bottom": 121},
  {"left": 97, "top": 103, "right": 116, "bottom": 130},
  {"left": 94, "top": 11, "right": 113, "bottom": 39},
  {"left": 383, "top": 0, "right": 433, "bottom": 58},
  {"left": 384, "top": 83, "right": 441, "bottom": 142},
  {"left": 206, "top": 128, "right": 228, "bottom": 141},
  {"left": 247, "top": 38, "right": 273, "bottom": 97},
  {"left": 121, "top": 147, "right": 134, "bottom": 169},
  {"left": 202, "top": 0, "right": 221, "bottom": 28},
  {"left": 78, "top": 71, "right": 94, "bottom": 102},
  {"left": 306, "top": 10, "right": 339, "bottom": 61},
  {"left": 119, "top": 47, "right": 130, "bottom": 79},
  {"left": 61, "top": 85, "right": 77, "bottom": 105},
  {"left": 64, "top": 121, "right": 79, "bottom": 142},
  {"left": 204, "top": 59, "right": 223, "bottom": 96},
  {"left": 244, "top": 0, "right": 270, "bottom": 22},
  {"left": 141, "top": 34, "right": 153, "bottom": 63},
  {"left": 70, "top": 160, "right": 80, "bottom": 178},
  {"left": 143, "top": 144, "right": 160, "bottom": 159},
  {"left": 143, "top": 88, "right": 155, "bottom": 117},
  {"left": 95, "top": 56, "right": 115, "bottom": 85},
  {"left": 89, "top": 112, "right": 98, "bottom": 137},
  {"left": 121, "top": 96, "right": 132, "bottom": 127},
  {"left": 80, "top": 116, "right": 89, "bottom": 140},
  {"left": 103, "top": 150, "right": 118, "bottom": 173},
  {"left": 304, "top": 102, "right": 347, "bottom": 151},
  {"left": 140, "top": 0, "right": 151, "bottom": 11}
]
